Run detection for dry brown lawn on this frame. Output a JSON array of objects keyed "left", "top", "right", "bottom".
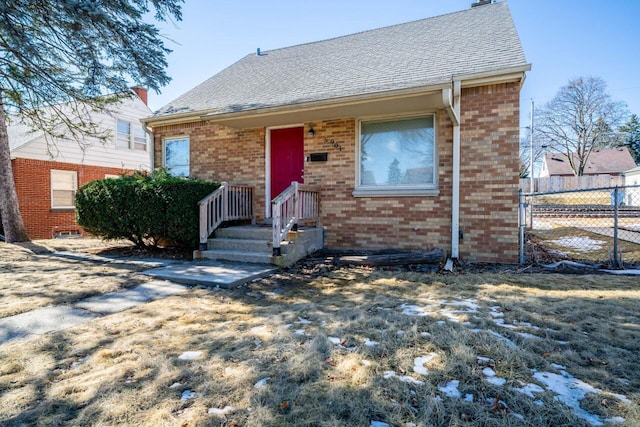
[
  {"left": 0, "top": 239, "right": 154, "bottom": 319},
  {"left": 0, "top": 241, "right": 639, "bottom": 426}
]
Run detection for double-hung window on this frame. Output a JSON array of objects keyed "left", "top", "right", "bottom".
[
  {"left": 355, "top": 115, "right": 438, "bottom": 196},
  {"left": 116, "top": 119, "right": 147, "bottom": 151},
  {"left": 51, "top": 170, "right": 78, "bottom": 209},
  {"left": 164, "top": 137, "right": 190, "bottom": 177}
]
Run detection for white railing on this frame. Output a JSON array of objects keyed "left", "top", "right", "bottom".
[
  {"left": 198, "top": 182, "right": 254, "bottom": 249},
  {"left": 271, "top": 181, "right": 320, "bottom": 255}
]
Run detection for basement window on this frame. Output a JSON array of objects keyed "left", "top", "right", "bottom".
[{"left": 354, "top": 115, "right": 438, "bottom": 197}]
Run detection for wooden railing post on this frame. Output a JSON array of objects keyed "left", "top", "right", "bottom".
[
  {"left": 292, "top": 181, "right": 299, "bottom": 231},
  {"left": 199, "top": 201, "right": 208, "bottom": 251}
]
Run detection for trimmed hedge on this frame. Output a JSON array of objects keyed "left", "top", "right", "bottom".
[{"left": 76, "top": 170, "right": 220, "bottom": 249}]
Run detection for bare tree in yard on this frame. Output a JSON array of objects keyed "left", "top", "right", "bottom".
[
  {"left": 0, "top": 0, "right": 183, "bottom": 242},
  {"left": 535, "top": 76, "right": 628, "bottom": 176},
  {"left": 518, "top": 126, "right": 547, "bottom": 178}
]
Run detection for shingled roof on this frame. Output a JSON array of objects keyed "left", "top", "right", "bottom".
[
  {"left": 154, "top": 1, "right": 528, "bottom": 118},
  {"left": 543, "top": 147, "right": 638, "bottom": 176}
]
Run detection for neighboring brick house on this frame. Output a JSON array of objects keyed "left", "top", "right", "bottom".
[
  {"left": 144, "top": 2, "right": 530, "bottom": 262},
  {"left": 540, "top": 147, "right": 637, "bottom": 178},
  {"left": 7, "top": 88, "right": 152, "bottom": 239}
]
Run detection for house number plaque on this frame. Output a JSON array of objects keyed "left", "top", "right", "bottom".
[{"left": 324, "top": 137, "right": 343, "bottom": 152}]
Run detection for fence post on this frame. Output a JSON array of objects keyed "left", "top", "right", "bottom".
[
  {"left": 519, "top": 189, "right": 525, "bottom": 265},
  {"left": 613, "top": 186, "right": 620, "bottom": 268}
]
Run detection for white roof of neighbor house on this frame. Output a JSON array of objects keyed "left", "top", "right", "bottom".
[{"left": 154, "top": 1, "right": 529, "bottom": 119}]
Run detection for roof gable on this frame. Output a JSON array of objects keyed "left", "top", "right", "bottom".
[
  {"left": 543, "top": 147, "right": 638, "bottom": 176},
  {"left": 155, "top": 1, "right": 528, "bottom": 118}
]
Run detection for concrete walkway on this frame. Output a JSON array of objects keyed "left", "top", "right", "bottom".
[{"left": 0, "top": 253, "right": 277, "bottom": 345}]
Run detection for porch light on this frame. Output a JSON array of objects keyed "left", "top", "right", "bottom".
[{"left": 307, "top": 126, "right": 315, "bottom": 138}]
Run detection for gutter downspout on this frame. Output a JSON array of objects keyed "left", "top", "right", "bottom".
[
  {"left": 142, "top": 123, "right": 154, "bottom": 171},
  {"left": 442, "top": 81, "right": 461, "bottom": 261}
]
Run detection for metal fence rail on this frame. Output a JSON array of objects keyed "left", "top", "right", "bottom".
[{"left": 519, "top": 185, "right": 640, "bottom": 268}]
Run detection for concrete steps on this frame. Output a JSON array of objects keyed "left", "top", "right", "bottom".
[{"left": 195, "top": 225, "right": 324, "bottom": 267}]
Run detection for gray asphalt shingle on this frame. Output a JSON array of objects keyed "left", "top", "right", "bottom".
[{"left": 154, "top": 2, "right": 528, "bottom": 118}]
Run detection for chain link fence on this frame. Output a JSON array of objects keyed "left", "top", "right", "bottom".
[{"left": 519, "top": 185, "right": 640, "bottom": 268}]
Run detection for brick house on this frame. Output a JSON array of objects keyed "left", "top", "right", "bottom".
[
  {"left": 144, "top": 2, "right": 530, "bottom": 263},
  {"left": 7, "top": 88, "right": 152, "bottom": 239}
]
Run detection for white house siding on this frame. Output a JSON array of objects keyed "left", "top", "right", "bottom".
[{"left": 10, "top": 96, "right": 152, "bottom": 171}]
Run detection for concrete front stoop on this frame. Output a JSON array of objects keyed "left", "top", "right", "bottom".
[{"left": 194, "top": 225, "right": 324, "bottom": 267}]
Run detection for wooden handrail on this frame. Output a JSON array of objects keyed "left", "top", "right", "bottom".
[
  {"left": 198, "top": 182, "right": 254, "bottom": 250},
  {"left": 271, "top": 181, "right": 320, "bottom": 256}
]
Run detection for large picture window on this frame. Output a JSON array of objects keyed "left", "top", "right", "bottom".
[
  {"left": 356, "top": 115, "right": 437, "bottom": 196},
  {"left": 51, "top": 170, "right": 78, "bottom": 209},
  {"left": 164, "top": 137, "right": 190, "bottom": 177}
]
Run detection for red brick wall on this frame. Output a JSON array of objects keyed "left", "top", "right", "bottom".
[
  {"left": 11, "top": 158, "right": 130, "bottom": 239},
  {"left": 152, "top": 82, "right": 521, "bottom": 262}
]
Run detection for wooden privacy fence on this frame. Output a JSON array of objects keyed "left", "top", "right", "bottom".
[
  {"left": 198, "top": 182, "right": 254, "bottom": 249},
  {"left": 521, "top": 175, "right": 625, "bottom": 194}
]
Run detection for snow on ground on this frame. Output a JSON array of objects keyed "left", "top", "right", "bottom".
[
  {"left": 550, "top": 236, "right": 605, "bottom": 251},
  {"left": 438, "top": 380, "right": 461, "bottom": 398},
  {"left": 396, "top": 299, "right": 630, "bottom": 425},
  {"left": 178, "top": 351, "right": 202, "bottom": 360},
  {"left": 208, "top": 406, "right": 234, "bottom": 416},
  {"left": 413, "top": 354, "right": 438, "bottom": 376}
]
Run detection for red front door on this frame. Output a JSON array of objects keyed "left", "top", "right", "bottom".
[{"left": 270, "top": 127, "right": 304, "bottom": 199}]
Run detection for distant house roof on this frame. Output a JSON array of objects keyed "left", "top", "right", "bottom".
[
  {"left": 543, "top": 147, "right": 637, "bottom": 176},
  {"left": 153, "top": 1, "right": 529, "bottom": 119}
]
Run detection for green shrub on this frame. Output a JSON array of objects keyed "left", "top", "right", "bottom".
[{"left": 76, "top": 170, "right": 219, "bottom": 249}]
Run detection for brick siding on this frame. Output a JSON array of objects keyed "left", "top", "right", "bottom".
[
  {"left": 152, "top": 82, "right": 521, "bottom": 262},
  {"left": 11, "top": 158, "right": 131, "bottom": 239}
]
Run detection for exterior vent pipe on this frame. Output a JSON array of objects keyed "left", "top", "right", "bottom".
[
  {"left": 471, "top": 0, "right": 494, "bottom": 7},
  {"left": 256, "top": 48, "right": 261, "bottom": 56}
]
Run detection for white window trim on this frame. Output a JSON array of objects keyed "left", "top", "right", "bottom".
[
  {"left": 116, "top": 118, "right": 148, "bottom": 151},
  {"left": 163, "top": 136, "right": 190, "bottom": 177},
  {"left": 51, "top": 170, "right": 78, "bottom": 209},
  {"left": 353, "top": 113, "right": 439, "bottom": 197}
]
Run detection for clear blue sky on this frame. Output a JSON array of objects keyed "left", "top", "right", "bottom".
[{"left": 148, "top": 0, "right": 640, "bottom": 128}]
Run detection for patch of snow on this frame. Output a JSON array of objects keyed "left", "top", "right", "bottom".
[
  {"left": 296, "top": 317, "right": 312, "bottom": 324},
  {"left": 396, "top": 330, "right": 405, "bottom": 335},
  {"left": 514, "top": 382, "right": 544, "bottom": 398},
  {"left": 435, "top": 320, "right": 446, "bottom": 326},
  {"left": 254, "top": 341, "right": 262, "bottom": 349},
  {"left": 250, "top": 325, "right": 267, "bottom": 333},
  {"left": 482, "top": 367, "right": 507, "bottom": 386},
  {"left": 364, "top": 338, "right": 379, "bottom": 347},
  {"left": 550, "top": 236, "right": 605, "bottom": 251},
  {"left": 400, "top": 304, "right": 430, "bottom": 316},
  {"left": 420, "top": 332, "right": 432, "bottom": 338},
  {"left": 617, "top": 378, "right": 630, "bottom": 385},
  {"left": 383, "top": 370, "right": 424, "bottom": 385},
  {"left": 208, "top": 405, "right": 234, "bottom": 416},
  {"left": 294, "top": 329, "right": 309, "bottom": 336},
  {"left": 473, "top": 329, "right": 517, "bottom": 348},
  {"left": 178, "top": 351, "right": 203, "bottom": 360},
  {"left": 283, "top": 324, "right": 293, "bottom": 329},
  {"left": 414, "top": 353, "right": 438, "bottom": 376},
  {"left": 169, "top": 382, "right": 182, "bottom": 389},
  {"left": 511, "top": 413, "right": 525, "bottom": 421},
  {"left": 254, "top": 377, "right": 270, "bottom": 388},
  {"left": 533, "top": 399, "right": 544, "bottom": 406},
  {"left": 181, "top": 390, "right": 196, "bottom": 400},
  {"left": 543, "top": 260, "right": 595, "bottom": 269},
  {"left": 327, "top": 336, "right": 341, "bottom": 344},
  {"left": 438, "top": 380, "right": 461, "bottom": 398},
  {"left": 605, "top": 417, "right": 626, "bottom": 424},
  {"left": 362, "top": 359, "right": 372, "bottom": 367},
  {"left": 370, "top": 421, "right": 390, "bottom": 427},
  {"left": 71, "top": 355, "right": 89, "bottom": 368},
  {"left": 551, "top": 363, "right": 567, "bottom": 370},
  {"left": 464, "top": 393, "right": 474, "bottom": 402},
  {"left": 534, "top": 369, "right": 622, "bottom": 426}
]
